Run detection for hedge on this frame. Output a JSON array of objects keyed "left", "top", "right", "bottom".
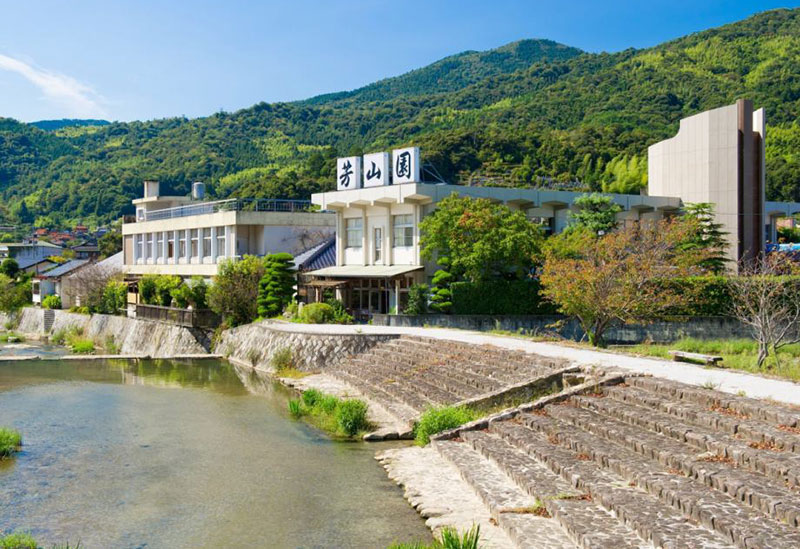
[{"left": 451, "top": 280, "right": 557, "bottom": 315}]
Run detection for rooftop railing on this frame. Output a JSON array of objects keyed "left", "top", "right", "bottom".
[{"left": 141, "top": 198, "right": 313, "bottom": 222}]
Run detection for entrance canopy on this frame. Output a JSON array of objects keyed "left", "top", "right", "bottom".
[{"left": 306, "top": 265, "right": 423, "bottom": 278}]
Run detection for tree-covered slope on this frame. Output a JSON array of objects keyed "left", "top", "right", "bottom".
[{"left": 0, "top": 8, "right": 799, "bottom": 229}]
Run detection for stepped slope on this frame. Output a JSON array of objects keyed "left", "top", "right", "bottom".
[
  {"left": 431, "top": 376, "right": 800, "bottom": 548},
  {"left": 328, "top": 335, "right": 573, "bottom": 426}
]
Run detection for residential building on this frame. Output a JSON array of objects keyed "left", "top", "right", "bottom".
[
  {"left": 61, "top": 251, "right": 124, "bottom": 309},
  {"left": 32, "top": 259, "right": 91, "bottom": 307},
  {"left": 121, "top": 181, "right": 335, "bottom": 279},
  {"left": 0, "top": 241, "right": 64, "bottom": 271},
  {"left": 308, "top": 101, "right": 800, "bottom": 315}
]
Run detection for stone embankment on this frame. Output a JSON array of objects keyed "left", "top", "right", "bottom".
[
  {"left": 7, "top": 308, "right": 208, "bottom": 357},
  {"left": 422, "top": 374, "right": 800, "bottom": 548},
  {"left": 216, "top": 320, "right": 397, "bottom": 371}
]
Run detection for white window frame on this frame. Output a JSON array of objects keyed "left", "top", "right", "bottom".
[
  {"left": 345, "top": 218, "right": 363, "bottom": 249},
  {"left": 392, "top": 214, "right": 414, "bottom": 247}
]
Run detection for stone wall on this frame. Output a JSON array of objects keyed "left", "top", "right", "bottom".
[
  {"left": 217, "top": 321, "right": 397, "bottom": 372},
  {"left": 13, "top": 308, "right": 208, "bottom": 357},
  {"left": 372, "top": 314, "right": 750, "bottom": 344}
]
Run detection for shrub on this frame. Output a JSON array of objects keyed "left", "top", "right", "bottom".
[
  {"left": 325, "top": 298, "right": 353, "bottom": 324},
  {"left": 414, "top": 406, "right": 476, "bottom": 446},
  {"left": 154, "top": 275, "right": 182, "bottom": 307},
  {"left": 451, "top": 280, "right": 556, "bottom": 315},
  {"left": 405, "top": 284, "right": 429, "bottom": 315},
  {"left": 207, "top": 256, "right": 266, "bottom": 327},
  {"left": 70, "top": 338, "right": 95, "bottom": 354},
  {"left": 101, "top": 280, "right": 127, "bottom": 315},
  {"left": 170, "top": 283, "right": 194, "bottom": 309},
  {"left": 0, "top": 427, "right": 22, "bottom": 458},
  {"left": 298, "top": 302, "right": 335, "bottom": 324},
  {"left": 0, "top": 258, "right": 20, "bottom": 279},
  {"left": 42, "top": 294, "right": 62, "bottom": 310},
  {"left": 139, "top": 275, "right": 157, "bottom": 305},
  {"left": 335, "top": 399, "right": 370, "bottom": 436},
  {"left": 430, "top": 269, "right": 454, "bottom": 313},
  {"left": 270, "top": 347, "right": 294, "bottom": 373}
]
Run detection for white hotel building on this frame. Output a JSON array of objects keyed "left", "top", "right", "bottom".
[
  {"left": 309, "top": 100, "right": 800, "bottom": 316},
  {"left": 122, "top": 181, "right": 335, "bottom": 279}
]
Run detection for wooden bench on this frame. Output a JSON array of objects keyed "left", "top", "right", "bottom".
[{"left": 668, "top": 350, "right": 723, "bottom": 365}]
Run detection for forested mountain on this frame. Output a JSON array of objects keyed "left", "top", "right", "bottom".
[{"left": 1, "top": 8, "right": 799, "bottom": 229}]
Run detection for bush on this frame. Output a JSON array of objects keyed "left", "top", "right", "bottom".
[
  {"left": 139, "top": 275, "right": 157, "bottom": 305},
  {"left": 335, "top": 399, "right": 370, "bottom": 436},
  {"left": 0, "top": 427, "right": 22, "bottom": 458},
  {"left": 207, "top": 256, "right": 266, "bottom": 327},
  {"left": 430, "top": 269, "right": 454, "bottom": 313},
  {"left": 326, "top": 298, "right": 353, "bottom": 324},
  {"left": 414, "top": 406, "right": 476, "bottom": 446},
  {"left": 101, "top": 280, "right": 127, "bottom": 315},
  {"left": 270, "top": 347, "right": 294, "bottom": 373},
  {"left": 42, "top": 294, "right": 62, "bottom": 310},
  {"left": 50, "top": 329, "right": 67, "bottom": 345},
  {"left": 298, "top": 302, "right": 335, "bottom": 324},
  {"left": 451, "top": 280, "right": 556, "bottom": 315},
  {"left": 154, "top": 276, "right": 182, "bottom": 307},
  {"left": 405, "top": 284, "right": 429, "bottom": 315}
]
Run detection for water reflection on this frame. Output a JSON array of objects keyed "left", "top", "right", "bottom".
[{"left": 0, "top": 358, "right": 429, "bottom": 548}]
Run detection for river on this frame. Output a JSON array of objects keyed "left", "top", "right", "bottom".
[{"left": 0, "top": 358, "right": 430, "bottom": 548}]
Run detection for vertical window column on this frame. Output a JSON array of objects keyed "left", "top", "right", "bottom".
[
  {"left": 161, "top": 231, "right": 168, "bottom": 264},
  {"left": 210, "top": 227, "right": 218, "bottom": 263}
]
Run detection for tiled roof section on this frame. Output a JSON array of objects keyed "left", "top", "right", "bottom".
[
  {"left": 38, "top": 259, "right": 90, "bottom": 278},
  {"left": 14, "top": 257, "right": 56, "bottom": 270},
  {"left": 293, "top": 237, "right": 336, "bottom": 272}
]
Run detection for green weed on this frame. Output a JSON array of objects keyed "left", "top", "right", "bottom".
[
  {"left": 0, "top": 427, "right": 22, "bottom": 459},
  {"left": 414, "top": 406, "right": 477, "bottom": 446}
]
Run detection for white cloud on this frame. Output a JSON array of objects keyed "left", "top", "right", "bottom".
[{"left": 0, "top": 53, "right": 107, "bottom": 118}]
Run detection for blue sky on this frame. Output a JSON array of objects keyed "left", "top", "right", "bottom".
[{"left": 0, "top": 0, "right": 795, "bottom": 122}]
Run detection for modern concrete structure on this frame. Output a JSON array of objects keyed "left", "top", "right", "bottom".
[
  {"left": 648, "top": 99, "right": 767, "bottom": 265},
  {"left": 121, "top": 181, "right": 335, "bottom": 278}
]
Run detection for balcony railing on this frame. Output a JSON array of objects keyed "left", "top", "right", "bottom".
[
  {"left": 141, "top": 198, "right": 313, "bottom": 222},
  {"left": 135, "top": 303, "right": 221, "bottom": 329}
]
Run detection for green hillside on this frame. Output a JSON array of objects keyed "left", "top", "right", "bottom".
[{"left": 1, "top": 8, "right": 799, "bottom": 229}]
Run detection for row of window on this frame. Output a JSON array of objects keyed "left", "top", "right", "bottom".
[
  {"left": 345, "top": 214, "right": 414, "bottom": 249},
  {"left": 136, "top": 228, "right": 227, "bottom": 260}
]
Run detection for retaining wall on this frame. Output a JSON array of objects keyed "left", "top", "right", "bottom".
[
  {"left": 12, "top": 308, "right": 208, "bottom": 357},
  {"left": 217, "top": 321, "right": 397, "bottom": 372},
  {"left": 372, "top": 314, "right": 750, "bottom": 344}
]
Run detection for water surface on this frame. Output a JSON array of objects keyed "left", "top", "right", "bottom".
[{"left": 0, "top": 358, "right": 429, "bottom": 548}]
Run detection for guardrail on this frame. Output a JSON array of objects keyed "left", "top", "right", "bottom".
[
  {"left": 135, "top": 303, "right": 221, "bottom": 329},
  {"left": 142, "top": 198, "right": 313, "bottom": 222}
]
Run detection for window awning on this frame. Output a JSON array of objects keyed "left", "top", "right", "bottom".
[{"left": 306, "top": 265, "right": 423, "bottom": 278}]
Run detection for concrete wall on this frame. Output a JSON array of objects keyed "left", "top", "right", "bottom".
[
  {"left": 13, "top": 308, "right": 208, "bottom": 356},
  {"left": 216, "top": 320, "right": 397, "bottom": 372},
  {"left": 371, "top": 314, "right": 750, "bottom": 345}
]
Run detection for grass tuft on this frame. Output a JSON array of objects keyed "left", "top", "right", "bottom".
[
  {"left": 388, "top": 525, "right": 481, "bottom": 549},
  {"left": 0, "top": 427, "right": 22, "bottom": 459},
  {"left": 414, "top": 406, "right": 477, "bottom": 446},
  {"left": 289, "top": 389, "right": 372, "bottom": 438}
]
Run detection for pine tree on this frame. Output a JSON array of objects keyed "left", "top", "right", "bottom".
[
  {"left": 681, "top": 202, "right": 729, "bottom": 274},
  {"left": 257, "top": 253, "right": 296, "bottom": 318},
  {"left": 430, "top": 259, "right": 454, "bottom": 314}
]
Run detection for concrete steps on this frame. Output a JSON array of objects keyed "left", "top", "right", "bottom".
[
  {"left": 433, "top": 376, "right": 800, "bottom": 548},
  {"left": 328, "top": 336, "right": 569, "bottom": 423}
]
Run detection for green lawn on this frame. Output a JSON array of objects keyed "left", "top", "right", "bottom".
[{"left": 623, "top": 338, "right": 800, "bottom": 382}]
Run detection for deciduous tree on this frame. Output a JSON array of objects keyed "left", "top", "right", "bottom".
[{"left": 540, "top": 220, "right": 708, "bottom": 347}]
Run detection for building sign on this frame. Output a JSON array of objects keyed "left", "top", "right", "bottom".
[
  {"left": 337, "top": 156, "right": 362, "bottom": 190},
  {"left": 392, "top": 147, "right": 420, "bottom": 184},
  {"left": 362, "top": 152, "right": 390, "bottom": 187}
]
